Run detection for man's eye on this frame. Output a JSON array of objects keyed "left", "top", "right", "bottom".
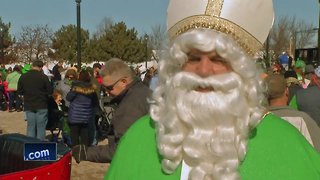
[
  {"left": 212, "top": 58, "right": 224, "bottom": 63},
  {"left": 187, "top": 55, "right": 201, "bottom": 61},
  {"left": 210, "top": 57, "right": 227, "bottom": 64}
]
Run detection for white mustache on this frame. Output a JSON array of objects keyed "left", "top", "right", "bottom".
[{"left": 171, "top": 72, "right": 241, "bottom": 92}]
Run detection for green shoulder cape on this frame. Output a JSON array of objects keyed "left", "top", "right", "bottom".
[{"left": 105, "top": 114, "right": 320, "bottom": 180}]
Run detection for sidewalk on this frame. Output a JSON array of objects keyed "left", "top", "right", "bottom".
[{"left": 0, "top": 111, "right": 109, "bottom": 180}]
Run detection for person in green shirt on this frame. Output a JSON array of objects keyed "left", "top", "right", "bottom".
[
  {"left": 6, "top": 65, "right": 22, "bottom": 112},
  {"left": 105, "top": 0, "right": 320, "bottom": 179}
]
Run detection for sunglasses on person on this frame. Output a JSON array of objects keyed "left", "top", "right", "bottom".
[{"left": 104, "top": 79, "right": 122, "bottom": 91}]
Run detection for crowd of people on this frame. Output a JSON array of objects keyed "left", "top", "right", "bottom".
[
  {"left": 0, "top": 60, "right": 158, "bottom": 148},
  {"left": 269, "top": 56, "right": 320, "bottom": 135}
]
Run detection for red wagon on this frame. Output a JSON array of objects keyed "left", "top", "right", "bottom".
[{"left": 0, "top": 133, "right": 72, "bottom": 180}]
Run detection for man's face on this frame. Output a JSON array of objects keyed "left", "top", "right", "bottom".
[
  {"left": 295, "top": 67, "right": 303, "bottom": 75},
  {"left": 182, "top": 50, "right": 232, "bottom": 92},
  {"left": 94, "top": 67, "right": 98, "bottom": 72},
  {"left": 102, "top": 75, "right": 126, "bottom": 97},
  {"left": 273, "top": 68, "right": 280, "bottom": 74},
  {"left": 94, "top": 67, "right": 101, "bottom": 77}
]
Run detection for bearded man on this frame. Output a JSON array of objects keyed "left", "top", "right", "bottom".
[{"left": 105, "top": 0, "right": 320, "bottom": 179}]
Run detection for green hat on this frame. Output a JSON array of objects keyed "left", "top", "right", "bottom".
[
  {"left": 22, "top": 64, "right": 31, "bottom": 74},
  {"left": 294, "top": 59, "right": 306, "bottom": 72}
]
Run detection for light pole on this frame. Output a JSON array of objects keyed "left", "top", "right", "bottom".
[
  {"left": 0, "top": 27, "right": 4, "bottom": 64},
  {"left": 75, "top": 0, "right": 81, "bottom": 70},
  {"left": 144, "top": 34, "right": 149, "bottom": 69},
  {"left": 318, "top": 0, "right": 320, "bottom": 63}
]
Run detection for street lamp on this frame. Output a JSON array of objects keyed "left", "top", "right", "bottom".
[
  {"left": 0, "top": 27, "right": 4, "bottom": 64},
  {"left": 144, "top": 34, "right": 149, "bottom": 69},
  {"left": 318, "top": 0, "right": 320, "bottom": 63},
  {"left": 75, "top": 0, "right": 81, "bottom": 70}
]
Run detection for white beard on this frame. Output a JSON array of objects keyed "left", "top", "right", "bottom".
[{"left": 154, "top": 71, "right": 252, "bottom": 180}]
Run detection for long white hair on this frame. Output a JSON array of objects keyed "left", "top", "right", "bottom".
[{"left": 149, "top": 29, "right": 267, "bottom": 180}]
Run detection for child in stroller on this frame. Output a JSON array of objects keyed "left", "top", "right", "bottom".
[{"left": 47, "top": 89, "right": 72, "bottom": 146}]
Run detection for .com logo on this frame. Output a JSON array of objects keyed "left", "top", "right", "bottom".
[
  {"left": 24, "top": 142, "right": 57, "bottom": 161},
  {"left": 25, "top": 149, "right": 50, "bottom": 160}
]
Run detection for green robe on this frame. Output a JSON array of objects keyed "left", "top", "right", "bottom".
[{"left": 105, "top": 114, "right": 320, "bottom": 180}]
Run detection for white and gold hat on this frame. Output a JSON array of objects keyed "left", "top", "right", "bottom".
[{"left": 167, "top": 0, "right": 274, "bottom": 56}]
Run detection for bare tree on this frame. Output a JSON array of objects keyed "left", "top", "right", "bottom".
[
  {"left": 148, "top": 24, "right": 167, "bottom": 50},
  {"left": 295, "top": 20, "right": 317, "bottom": 49},
  {"left": 17, "top": 24, "right": 52, "bottom": 63},
  {"left": 268, "top": 16, "right": 316, "bottom": 59},
  {"left": 147, "top": 24, "right": 168, "bottom": 61},
  {"left": 269, "top": 16, "right": 292, "bottom": 57},
  {"left": 94, "top": 17, "right": 114, "bottom": 38}
]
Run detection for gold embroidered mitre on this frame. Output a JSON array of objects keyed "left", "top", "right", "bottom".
[{"left": 167, "top": 0, "right": 274, "bottom": 56}]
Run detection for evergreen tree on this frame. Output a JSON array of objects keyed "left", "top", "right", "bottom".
[
  {"left": 52, "top": 25, "right": 89, "bottom": 63},
  {"left": 0, "top": 17, "right": 15, "bottom": 63},
  {"left": 93, "top": 22, "right": 149, "bottom": 63}
]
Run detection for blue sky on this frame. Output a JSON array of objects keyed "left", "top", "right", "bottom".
[{"left": 0, "top": 0, "right": 318, "bottom": 38}]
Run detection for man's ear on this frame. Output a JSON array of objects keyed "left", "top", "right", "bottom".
[{"left": 121, "top": 78, "right": 128, "bottom": 86}]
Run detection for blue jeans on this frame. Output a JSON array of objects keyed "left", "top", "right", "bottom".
[{"left": 26, "top": 109, "right": 48, "bottom": 141}]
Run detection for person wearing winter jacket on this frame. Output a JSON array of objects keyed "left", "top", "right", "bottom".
[
  {"left": 67, "top": 70, "right": 98, "bottom": 147},
  {"left": 72, "top": 58, "right": 152, "bottom": 163}
]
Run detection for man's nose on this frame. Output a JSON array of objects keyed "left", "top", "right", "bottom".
[{"left": 197, "top": 57, "right": 214, "bottom": 78}]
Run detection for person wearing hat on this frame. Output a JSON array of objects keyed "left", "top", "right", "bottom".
[
  {"left": 105, "top": 0, "right": 320, "bottom": 179},
  {"left": 304, "top": 64, "right": 320, "bottom": 87},
  {"left": 266, "top": 74, "right": 320, "bottom": 152},
  {"left": 295, "top": 64, "right": 320, "bottom": 128},
  {"left": 22, "top": 64, "right": 31, "bottom": 74},
  {"left": 294, "top": 58, "right": 307, "bottom": 86},
  {"left": 284, "top": 70, "right": 303, "bottom": 109}
]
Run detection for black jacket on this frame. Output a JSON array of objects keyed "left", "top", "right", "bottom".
[
  {"left": 67, "top": 81, "right": 98, "bottom": 124},
  {"left": 17, "top": 70, "right": 52, "bottom": 111},
  {"left": 52, "top": 64, "right": 61, "bottom": 81},
  {"left": 47, "top": 97, "right": 67, "bottom": 130},
  {"left": 111, "top": 79, "right": 152, "bottom": 138}
]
